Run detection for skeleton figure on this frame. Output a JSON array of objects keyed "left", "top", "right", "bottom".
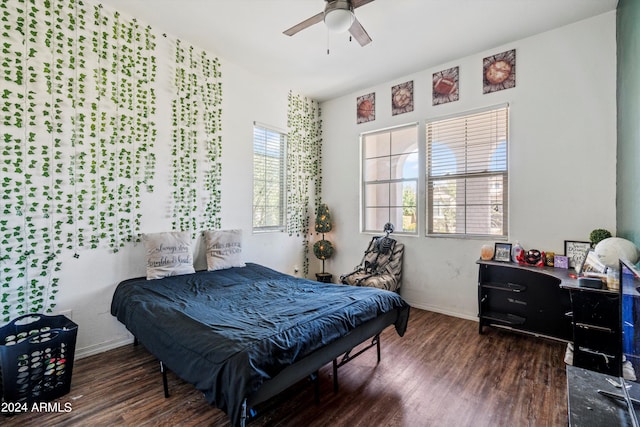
[
  {"left": 363, "top": 223, "right": 396, "bottom": 273},
  {"left": 340, "top": 223, "right": 404, "bottom": 291}
]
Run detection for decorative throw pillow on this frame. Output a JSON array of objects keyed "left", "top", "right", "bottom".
[
  {"left": 142, "top": 231, "right": 195, "bottom": 280},
  {"left": 203, "top": 229, "right": 245, "bottom": 271}
]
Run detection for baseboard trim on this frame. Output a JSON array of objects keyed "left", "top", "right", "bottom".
[
  {"left": 405, "top": 300, "right": 478, "bottom": 323},
  {"left": 75, "top": 336, "right": 133, "bottom": 359}
]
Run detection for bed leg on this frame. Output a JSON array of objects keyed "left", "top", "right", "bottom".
[
  {"left": 332, "top": 334, "right": 382, "bottom": 394},
  {"left": 312, "top": 370, "right": 320, "bottom": 404},
  {"left": 160, "top": 361, "right": 170, "bottom": 398},
  {"left": 133, "top": 337, "right": 138, "bottom": 346},
  {"left": 241, "top": 399, "right": 247, "bottom": 427}
]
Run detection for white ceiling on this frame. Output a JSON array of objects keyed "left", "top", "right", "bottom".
[{"left": 99, "top": 0, "right": 617, "bottom": 101}]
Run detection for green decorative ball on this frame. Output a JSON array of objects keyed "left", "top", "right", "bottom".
[{"left": 313, "top": 239, "right": 334, "bottom": 260}]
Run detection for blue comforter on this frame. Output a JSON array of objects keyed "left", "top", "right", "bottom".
[{"left": 111, "top": 263, "right": 410, "bottom": 425}]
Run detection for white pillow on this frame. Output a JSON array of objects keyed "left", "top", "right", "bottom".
[
  {"left": 203, "top": 229, "right": 245, "bottom": 271},
  {"left": 142, "top": 231, "right": 195, "bottom": 280}
]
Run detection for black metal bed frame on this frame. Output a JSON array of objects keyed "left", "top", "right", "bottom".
[
  {"left": 135, "top": 310, "right": 396, "bottom": 427},
  {"left": 332, "top": 334, "right": 380, "bottom": 392}
]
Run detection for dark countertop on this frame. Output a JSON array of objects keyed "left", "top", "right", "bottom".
[
  {"left": 477, "top": 259, "right": 618, "bottom": 294},
  {"left": 566, "top": 365, "right": 633, "bottom": 426}
]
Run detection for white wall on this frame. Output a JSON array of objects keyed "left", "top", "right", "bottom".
[
  {"left": 54, "top": 9, "right": 617, "bottom": 357},
  {"left": 53, "top": 8, "right": 303, "bottom": 358},
  {"left": 319, "top": 12, "right": 617, "bottom": 319}
]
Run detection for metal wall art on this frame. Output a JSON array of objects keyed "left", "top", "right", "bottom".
[
  {"left": 357, "top": 92, "right": 376, "bottom": 124},
  {"left": 432, "top": 66, "right": 459, "bottom": 105},
  {"left": 483, "top": 49, "right": 516, "bottom": 94},
  {"left": 391, "top": 80, "right": 414, "bottom": 115}
]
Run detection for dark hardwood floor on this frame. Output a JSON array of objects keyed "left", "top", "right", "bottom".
[{"left": 4, "top": 309, "right": 568, "bottom": 426}]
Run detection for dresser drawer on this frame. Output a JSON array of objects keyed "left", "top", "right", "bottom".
[{"left": 478, "top": 263, "right": 572, "bottom": 341}]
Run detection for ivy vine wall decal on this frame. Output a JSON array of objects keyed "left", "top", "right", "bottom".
[
  {"left": 286, "top": 92, "right": 322, "bottom": 277},
  {"left": 87, "top": 5, "right": 158, "bottom": 252},
  {"left": 0, "top": 0, "right": 223, "bottom": 322},
  {"left": 170, "top": 38, "right": 223, "bottom": 234},
  {"left": 0, "top": 0, "right": 158, "bottom": 322}
]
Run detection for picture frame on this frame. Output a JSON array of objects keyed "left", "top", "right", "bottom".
[
  {"left": 577, "top": 248, "right": 608, "bottom": 276},
  {"left": 483, "top": 49, "right": 516, "bottom": 94},
  {"left": 564, "top": 240, "right": 592, "bottom": 269},
  {"left": 432, "top": 66, "right": 459, "bottom": 105},
  {"left": 493, "top": 242, "right": 512, "bottom": 262},
  {"left": 356, "top": 92, "right": 375, "bottom": 124},
  {"left": 391, "top": 80, "right": 413, "bottom": 115},
  {"left": 554, "top": 255, "right": 569, "bottom": 269}
]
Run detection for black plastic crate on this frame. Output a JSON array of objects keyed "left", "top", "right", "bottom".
[{"left": 0, "top": 313, "right": 78, "bottom": 405}]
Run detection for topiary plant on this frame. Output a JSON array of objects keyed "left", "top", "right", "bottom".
[{"left": 589, "top": 228, "right": 612, "bottom": 246}]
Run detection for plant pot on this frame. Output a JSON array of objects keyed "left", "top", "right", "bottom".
[{"left": 315, "top": 273, "right": 333, "bottom": 283}]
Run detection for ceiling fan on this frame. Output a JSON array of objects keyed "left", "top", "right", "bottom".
[{"left": 283, "top": 0, "right": 375, "bottom": 47}]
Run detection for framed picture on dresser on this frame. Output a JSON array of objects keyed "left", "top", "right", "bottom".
[
  {"left": 564, "top": 240, "right": 592, "bottom": 269},
  {"left": 493, "top": 242, "right": 512, "bottom": 262}
]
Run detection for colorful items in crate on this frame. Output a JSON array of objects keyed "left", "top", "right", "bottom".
[
  {"left": 0, "top": 314, "right": 78, "bottom": 405},
  {"left": 4, "top": 327, "right": 70, "bottom": 401}
]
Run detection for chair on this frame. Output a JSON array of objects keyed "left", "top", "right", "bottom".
[{"left": 340, "top": 223, "right": 404, "bottom": 292}]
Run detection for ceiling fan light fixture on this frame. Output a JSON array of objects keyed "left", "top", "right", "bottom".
[
  {"left": 324, "top": 5, "right": 354, "bottom": 33},
  {"left": 283, "top": 0, "right": 372, "bottom": 46}
]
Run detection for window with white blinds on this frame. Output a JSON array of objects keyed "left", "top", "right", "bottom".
[
  {"left": 253, "top": 124, "right": 286, "bottom": 231},
  {"left": 426, "top": 105, "right": 508, "bottom": 237}
]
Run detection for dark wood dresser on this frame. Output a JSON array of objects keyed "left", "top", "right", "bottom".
[
  {"left": 477, "top": 260, "right": 621, "bottom": 375},
  {"left": 477, "top": 260, "right": 574, "bottom": 341}
]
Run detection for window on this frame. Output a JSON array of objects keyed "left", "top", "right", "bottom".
[
  {"left": 426, "top": 105, "right": 508, "bottom": 237},
  {"left": 361, "top": 123, "right": 418, "bottom": 234},
  {"left": 253, "top": 123, "right": 286, "bottom": 231}
]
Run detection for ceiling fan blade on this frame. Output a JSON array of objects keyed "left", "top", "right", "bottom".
[
  {"left": 283, "top": 12, "right": 324, "bottom": 36},
  {"left": 349, "top": 18, "right": 372, "bottom": 46},
  {"left": 352, "top": 0, "right": 375, "bottom": 9}
]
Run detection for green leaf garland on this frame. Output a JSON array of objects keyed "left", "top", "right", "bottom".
[
  {"left": 286, "top": 92, "right": 323, "bottom": 277},
  {"left": 0, "top": 0, "right": 158, "bottom": 322},
  {"left": 170, "top": 38, "right": 222, "bottom": 235}
]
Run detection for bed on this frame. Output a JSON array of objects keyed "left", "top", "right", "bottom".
[{"left": 111, "top": 263, "right": 410, "bottom": 426}]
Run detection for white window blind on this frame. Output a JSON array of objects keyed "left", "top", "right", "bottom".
[
  {"left": 361, "top": 123, "right": 419, "bottom": 234},
  {"left": 427, "top": 105, "right": 508, "bottom": 237},
  {"left": 253, "top": 124, "right": 286, "bottom": 231}
]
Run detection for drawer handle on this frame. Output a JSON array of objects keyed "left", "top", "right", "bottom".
[
  {"left": 575, "top": 322, "right": 614, "bottom": 333},
  {"left": 507, "top": 282, "right": 522, "bottom": 292},
  {"left": 576, "top": 346, "right": 616, "bottom": 362}
]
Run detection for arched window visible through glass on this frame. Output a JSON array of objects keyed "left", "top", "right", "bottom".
[{"left": 362, "top": 123, "right": 419, "bottom": 234}]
